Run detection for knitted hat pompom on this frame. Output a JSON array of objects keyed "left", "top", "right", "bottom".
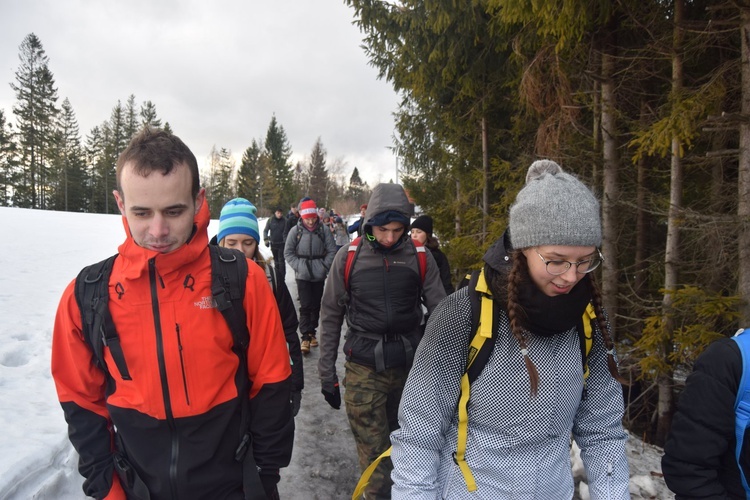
[{"left": 525, "top": 159, "right": 562, "bottom": 184}]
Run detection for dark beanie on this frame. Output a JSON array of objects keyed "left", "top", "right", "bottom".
[{"left": 410, "top": 215, "right": 433, "bottom": 237}]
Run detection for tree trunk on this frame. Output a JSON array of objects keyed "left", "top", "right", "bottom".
[
  {"left": 635, "top": 124, "right": 648, "bottom": 296},
  {"left": 481, "top": 115, "right": 489, "bottom": 245},
  {"left": 601, "top": 45, "right": 619, "bottom": 337},
  {"left": 592, "top": 46, "right": 601, "bottom": 191},
  {"left": 739, "top": 7, "right": 750, "bottom": 324},
  {"left": 655, "top": 0, "right": 684, "bottom": 446},
  {"left": 455, "top": 177, "right": 461, "bottom": 237}
]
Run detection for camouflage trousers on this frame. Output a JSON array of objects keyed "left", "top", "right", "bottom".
[{"left": 344, "top": 361, "right": 409, "bottom": 500}]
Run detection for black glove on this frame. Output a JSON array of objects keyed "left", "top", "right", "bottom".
[
  {"left": 322, "top": 383, "right": 341, "bottom": 409},
  {"left": 259, "top": 470, "right": 280, "bottom": 500},
  {"left": 290, "top": 390, "right": 302, "bottom": 417}
]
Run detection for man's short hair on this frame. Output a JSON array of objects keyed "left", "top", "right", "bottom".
[{"left": 116, "top": 126, "right": 200, "bottom": 199}]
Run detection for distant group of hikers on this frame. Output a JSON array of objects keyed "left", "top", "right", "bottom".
[{"left": 51, "top": 126, "right": 750, "bottom": 500}]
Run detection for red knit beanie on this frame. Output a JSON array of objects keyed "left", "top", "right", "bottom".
[{"left": 300, "top": 199, "right": 318, "bottom": 219}]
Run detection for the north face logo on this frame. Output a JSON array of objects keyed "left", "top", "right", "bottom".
[{"left": 194, "top": 296, "right": 215, "bottom": 310}]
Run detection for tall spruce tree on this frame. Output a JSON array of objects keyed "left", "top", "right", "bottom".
[
  {"left": 236, "top": 140, "right": 263, "bottom": 202},
  {"left": 10, "top": 33, "right": 59, "bottom": 209},
  {"left": 97, "top": 101, "right": 129, "bottom": 214},
  {"left": 264, "top": 115, "right": 294, "bottom": 209},
  {"left": 84, "top": 125, "right": 106, "bottom": 213},
  {"left": 348, "top": 166, "right": 367, "bottom": 205},
  {"left": 124, "top": 94, "right": 139, "bottom": 139},
  {"left": 203, "top": 146, "right": 235, "bottom": 216},
  {"left": 51, "top": 98, "right": 87, "bottom": 211},
  {"left": 346, "top": 0, "right": 516, "bottom": 246},
  {"left": 308, "top": 137, "right": 329, "bottom": 206},
  {"left": 140, "top": 100, "right": 162, "bottom": 129},
  {"left": 0, "top": 110, "right": 17, "bottom": 206}
]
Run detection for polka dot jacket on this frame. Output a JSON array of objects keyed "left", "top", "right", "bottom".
[{"left": 390, "top": 287, "right": 630, "bottom": 499}]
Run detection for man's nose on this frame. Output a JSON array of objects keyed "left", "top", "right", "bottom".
[{"left": 150, "top": 214, "right": 169, "bottom": 237}]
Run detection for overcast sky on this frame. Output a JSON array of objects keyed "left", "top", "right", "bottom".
[{"left": 0, "top": 0, "right": 402, "bottom": 188}]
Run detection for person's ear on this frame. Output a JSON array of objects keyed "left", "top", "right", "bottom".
[
  {"left": 113, "top": 190, "right": 125, "bottom": 215},
  {"left": 194, "top": 188, "right": 206, "bottom": 214}
]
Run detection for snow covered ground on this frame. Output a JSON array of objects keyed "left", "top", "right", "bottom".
[{"left": 0, "top": 206, "right": 672, "bottom": 499}]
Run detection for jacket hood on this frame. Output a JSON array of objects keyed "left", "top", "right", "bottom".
[
  {"left": 482, "top": 229, "right": 513, "bottom": 273},
  {"left": 363, "top": 183, "right": 413, "bottom": 233},
  {"left": 117, "top": 201, "right": 211, "bottom": 280}
]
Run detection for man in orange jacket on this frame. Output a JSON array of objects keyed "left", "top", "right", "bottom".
[{"left": 51, "top": 127, "right": 294, "bottom": 500}]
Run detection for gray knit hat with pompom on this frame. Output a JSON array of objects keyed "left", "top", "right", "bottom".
[{"left": 509, "top": 160, "right": 601, "bottom": 249}]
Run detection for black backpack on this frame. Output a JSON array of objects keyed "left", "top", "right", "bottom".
[{"left": 74, "top": 245, "right": 268, "bottom": 500}]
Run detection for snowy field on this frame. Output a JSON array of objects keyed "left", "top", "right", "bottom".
[{"left": 0, "top": 206, "right": 672, "bottom": 499}]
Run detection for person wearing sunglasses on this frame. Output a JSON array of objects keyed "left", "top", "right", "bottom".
[{"left": 390, "top": 160, "right": 630, "bottom": 499}]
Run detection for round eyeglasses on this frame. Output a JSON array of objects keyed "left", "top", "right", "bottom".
[{"left": 535, "top": 249, "right": 604, "bottom": 276}]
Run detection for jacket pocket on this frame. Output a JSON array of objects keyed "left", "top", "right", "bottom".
[{"left": 113, "top": 451, "right": 151, "bottom": 500}]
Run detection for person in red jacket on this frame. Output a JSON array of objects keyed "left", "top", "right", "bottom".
[{"left": 51, "top": 127, "right": 294, "bottom": 500}]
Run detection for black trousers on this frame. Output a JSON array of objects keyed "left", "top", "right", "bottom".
[
  {"left": 271, "top": 244, "right": 286, "bottom": 280},
  {"left": 296, "top": 279, "right": 324, "bottom": 339}
]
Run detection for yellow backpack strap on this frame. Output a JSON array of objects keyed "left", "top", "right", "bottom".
[
  {"left": 351, "top": 447, "right": 392, "bottom": 500},
  {"left": 582, "top": 304, "right": 595, "bottom": 379},
  {"left": 453, "top": 269, "right": 493, "bottom": 492}
]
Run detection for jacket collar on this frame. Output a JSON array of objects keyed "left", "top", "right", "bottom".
[{"left": 482, "top": 229, "right": 513, "bottom": 272}]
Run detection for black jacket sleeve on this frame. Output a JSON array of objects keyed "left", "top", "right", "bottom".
[
  {"left": 283, "top": 216, "right": 297, "bottom": 241},
  {"left": 249, "top": 380, "right": 295, "bottom": 471},
  {"left": 662, "top": 338, "right": 745, "bottom": 499},
  {"left": 432, "top": 249, "right": 454, "bottom": 295},
  {"left": 275, "top": 277, "right": 304, "bottom": 392},
  {"left": 61, "top": 401, "right": 118, "bottom": 499}
]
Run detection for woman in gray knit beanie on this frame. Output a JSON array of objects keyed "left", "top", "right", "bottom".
[{"left": 390, "top": 160, "right": 630, "bottom": 498}]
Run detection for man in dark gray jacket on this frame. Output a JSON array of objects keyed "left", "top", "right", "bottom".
[
  {"left": 317, "top": 183, "right": 446, "bottom": 499},
  {"left": 284, "top": 197, "right": 337, "bottom": 353}
]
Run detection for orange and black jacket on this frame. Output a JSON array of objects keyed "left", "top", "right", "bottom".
[{"left": 52, "top": 203, "right": 294, "bottom": 500}]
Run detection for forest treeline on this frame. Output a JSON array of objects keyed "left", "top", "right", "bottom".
[
  {"left": 343, "top": 0, "right": 749, "bottom": 444},
  {"left": 0, "top": 34, "right": 372, "bottom": 220}
]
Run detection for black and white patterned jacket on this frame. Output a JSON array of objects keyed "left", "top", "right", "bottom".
[{"left": 390, "top": 234, "right": 630, "bottom": 499}]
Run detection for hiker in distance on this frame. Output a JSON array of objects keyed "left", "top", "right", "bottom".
[
  {"left": 263, "top": 206, "right": 287, "bottom": 281},
  {"left": 389, "top": 160, "right": 630, "bottom": 499},
  {"left": 284, "top": 197, "right": 337, "bottom": 354},
  {"left": 409, "top": 214, "right": 454, "bottom": 295},
  {"left": 215, "top": 197, "right": 304, "bottom": 417},
  {"left": 51, "top": 127, "right": 294, "bottom": 500},
  {"left": 318, "top": 183, "right": 447, "bottom": 499},
  {"left": 662, "top": 329, "right": 750, "bottom": 498}
]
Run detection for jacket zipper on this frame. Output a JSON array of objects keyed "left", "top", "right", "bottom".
[
  {"left": 149, "top": 258, "right": 180, "bottom": 500},
  {"left": 382, "top": 255, "right": 392, "bottom": 332},
  {"left": 176, "top": 323, "right": 190, "bottom": 406}
]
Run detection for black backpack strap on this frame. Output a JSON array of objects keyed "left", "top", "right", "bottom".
[
  {"left": 208, "top": 246, "right": 265, "bottom": 500},
  {"left": 74, "top": 254, "right": 132, "bottom": 381},
  {"left": 209, "top": 244, "right": 251, "bottom": 397},
  {"left": 465, "top": 269, "right": 498, "bottom": 385}
]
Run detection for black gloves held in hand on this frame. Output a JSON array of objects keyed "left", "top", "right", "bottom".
[
  {"left": 290, "top": 390, "right": 301, "bottom": 417},
  {"left": 259, "top": 469, "right": 280, "bottom": 500},
  {"left": 322, "top": 383, "right": 341, "bottom": 409}
]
